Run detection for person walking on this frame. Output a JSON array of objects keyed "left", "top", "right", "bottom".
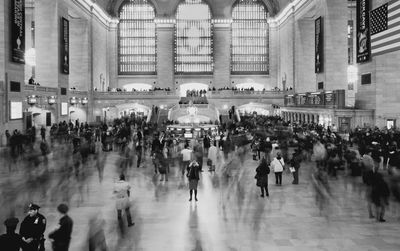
[
  {"left": 187, "top": 160, "right": 201, "bottom": 201},
  {"left": 290, "top": 150, "right": 302, "bottom": 184},
  {"left": 20, "top": 203, "right": 46, "bottom": 251},
  {"left": 113, "top": 174, "right": 134, "bottom": 228},
  {"left": 271, "top": 152, "right": 285, "bottom": 186},
  {"left": 255, "top": 157, "right": 270, "bottom": 197},
  {"left": 207, "top": 142, "right": 218, "bottom": 172},
  {"left": 181, "top": 144, "right": 192, "bottom": 176},
  {"left": 48, "top": 204, "right": 73, "bottom": 251},
  {"left": 0, "top": 217, "right": 23, "bottom": 251}
]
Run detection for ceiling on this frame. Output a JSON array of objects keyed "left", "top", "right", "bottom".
[{"left": 94, "top": 0, "right": 291, "bottom": 18}]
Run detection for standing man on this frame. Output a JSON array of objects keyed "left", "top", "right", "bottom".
[
  {"left": 20, "top": 203, "right": 46, "bottom": 251},
  {"left": 40, "top": 126, "right": 46, "bottom": 141},
  {"left": 0, "top": 217, "right": 23, "bottom": 250},
  {"left": 187, "top": 160, "right": 201, "bottom": 201},
  {"left": 113, "top": 174, "right": 134, "bottom": 228},
  {"left": 48, "top": 204, "right": 73, "bottom": 251}
]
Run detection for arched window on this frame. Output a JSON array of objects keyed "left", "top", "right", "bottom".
[
  {"left": 232, "top": 0, "right": 269, "bottom": 74},
  {"left": 175, "top": 0, "right": 213, "bottom": 73},
  {"left": 118, "top": 0, "right": 156, "bottom": 75}
]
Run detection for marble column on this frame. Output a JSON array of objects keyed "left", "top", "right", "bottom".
[
  {"left": 156, "top": 22, "right": 174, "bottom": 90},
  {"left": 35, "top": 0, "right": 69, "bottom": 89},
  {"left": 213, "top": 22, "right": 231, "bottom": 89},
  {"left": 315, "top": 0, "right": 348, "bottom": 91}
]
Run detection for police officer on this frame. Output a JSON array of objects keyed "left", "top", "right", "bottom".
[
  {"left": 0, "top": 217, "right": 24, "bottom": 251},
  {"left": 20, "top": 204, "right": 46, "bottom": 251}
]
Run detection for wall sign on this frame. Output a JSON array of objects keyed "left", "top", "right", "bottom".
[
  {"left": 315, "top": 17, "right": 323, "bottom": 73},
  {"left": 11, "top": 0, "right": 25, "bottom": 64},
  {"left": 61, "top": 17, "right": 69, "bottom": 74},
  {"left": 356, "top": 0, "right": 371, "bottom": 63}
]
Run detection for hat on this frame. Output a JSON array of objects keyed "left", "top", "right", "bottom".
[
  {"left": 4, "top": 217, "right": 19, "bottom": 228},
  {"left": 28, "top": 203, "right": 40, "bottom": 210},
  {"left": 57, "top": 204, "right": 69, "bottom": 214}
]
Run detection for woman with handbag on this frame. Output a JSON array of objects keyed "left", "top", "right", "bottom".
[
  {"left": 270, "top": 152, "right": 285, "bottom": 186},
  {"left": 255, "top": 157, "right": 270, "bottom": 197}
]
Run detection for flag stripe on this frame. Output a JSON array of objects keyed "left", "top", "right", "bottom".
[
  {"left": 371, "top": 0, "right": 400, "bottom": 56},
  {"left": 389, "top": 10, "right": 400, "bottom": 20},
  {"left": 372, "top": 37, "right": 400, "bottom": 50},
  {"left": 372, "top": 44, "right": 400, "bottom": 56},
  {"left": 371, "top": 27, "right": 400, "bottom": 43},
  {"left": 371, "top": 24, "right": 400, "bottom": 40}
]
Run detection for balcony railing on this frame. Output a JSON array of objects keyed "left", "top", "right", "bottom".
[
  {"left": 208, "top": 90, "right": 285, "bottom": 98},
  {"left": 93, "top": 90, "right": 178, "bottom": 98},
  {"left": 24, "top": 85, "right": 58, "bottom": 93}
]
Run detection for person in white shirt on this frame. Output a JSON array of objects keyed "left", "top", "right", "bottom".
[
  {"left": 113, "top": 174, "right": 134, "bottom": 227},
  {"left": 180, "top": 144, "right": 192, "bottom": 176},
  {"left": 270, "top": 152, "right": 285, "bottom": 185},
  {"left": 207, "top": 141, "right": 218, "bottom": 172}
]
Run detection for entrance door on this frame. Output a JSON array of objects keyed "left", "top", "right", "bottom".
[{"left": 339, "top": 117, "right": 351, "bottom": 132}]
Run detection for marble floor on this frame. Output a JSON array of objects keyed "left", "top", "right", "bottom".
[{"left": 1, "top": 146, "right": 400, "bottom": 251}]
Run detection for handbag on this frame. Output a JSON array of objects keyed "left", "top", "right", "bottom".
[{"left": 207, "top": 159, "right": 212, "bottom": 166}]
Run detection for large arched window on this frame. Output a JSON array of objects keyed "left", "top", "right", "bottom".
[
  {"left": 175, "top": 0, "right": 213, "bottom": 74},
  {"left": 231, "top": 0, "right": 269, "bottom": 74},
  {"left": 118, "top": 0, "right": 156, "bottom": 75}
]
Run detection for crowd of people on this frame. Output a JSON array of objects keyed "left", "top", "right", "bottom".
[{"left": 2, "top": 112, "right": 400, "bottom": 250}]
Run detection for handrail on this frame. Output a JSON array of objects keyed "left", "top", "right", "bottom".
[{"left": 24, "top": 85, "right": 58, "bottom": 93}]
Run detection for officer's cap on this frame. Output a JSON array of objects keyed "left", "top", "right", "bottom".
[
  {"left": 4, "top": 217, "right": 19, "bottom": 228},
  {"left": 28, "top": 203, "right": 40, "bottom": 210}
]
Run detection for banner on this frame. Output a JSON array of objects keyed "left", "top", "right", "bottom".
[
  {"left": 11, "top": 0, "right": 25, "bottom": 64},
  {"left": 61, "top": 17, "right": 69, "bottom": 74},
  {"left": 315, "top": 16, "right": 323, "bottom": 73},
  {"left": 356, "top": 0, "right": 370, "bottom": 63}
]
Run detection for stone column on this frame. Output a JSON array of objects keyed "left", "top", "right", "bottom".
[
  {"left": 108, "top": 22, "right": 118, "bottom": 89},
  {"left": 213, "top": 22, "right": 231, "bottom": 89},
  {"left": 35, "top": 0, "right": 69, "bottom": 89},
  {"left": 156, "top": 22, "right": 174, "bottom": 90},
  {"left": 316, "top": 0, "right": 347, "bottom": 91},
  {"left": 0, "top": 0, "right": 26, "bottom": 133}
]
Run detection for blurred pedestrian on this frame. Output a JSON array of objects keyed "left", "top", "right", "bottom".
[
  {"left": 113, "top": 174, "right": 134, "bottom": 228},
  {"left": 290, "top": 149, "right": 302, "bottom": 184},
  {"left": 255, "top": 157, "right": 270, "bottom": 197},
  {"left": 271, "top": 152, "right": 285, "bottom": 186},
  {"left": 48, "top": 204, "right": 73, "bottom": 251},
  {"left": 207, "top": 142, "right": 218, "bottom": 172},
  {"left": 88, "top": 215, "right": 107, "bottom": 251}
]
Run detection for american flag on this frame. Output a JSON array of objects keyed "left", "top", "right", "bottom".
[{"left": 370, "top": 0, "right": 400, "bottom": 57}]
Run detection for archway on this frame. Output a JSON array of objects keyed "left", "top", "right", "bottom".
[{"left": 237, "top": 102, "right": 271, "bottom": 116}]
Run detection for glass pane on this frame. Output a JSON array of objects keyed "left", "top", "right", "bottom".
[
  {"left": 118, "top": 0, "right": 157, "bottom": 75},
  {"left": 231, "top": 0, "right": 269, "bottom": 74},
  {"left": 175, "top": 0, "right": 213, "bottom": 74}
]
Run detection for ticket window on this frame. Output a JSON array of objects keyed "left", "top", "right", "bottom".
[{"left": 387, "top": 119, "right": 396, "bottom": 129}]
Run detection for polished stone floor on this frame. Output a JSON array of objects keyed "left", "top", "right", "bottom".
[{"left": 1, "top": 145, "right": 400, "bottom": 251}]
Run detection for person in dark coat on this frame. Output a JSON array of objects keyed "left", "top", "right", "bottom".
[
  {"left": 371, "top": 172, "right": 390, "bottom": 222},
  {"left": 48, "top": 204, "right": 73, "bottom": 251},
  {"left": 290, "top": 150, "right": 302, "bottom": 184},
  {"left": 20, "top": 204, "right": 46, "bottom": 251},
  {"left": 255, "top": 157, "right": 270, "bottom": 197},
  {"left": 0, "top": 217, "right": 24, "bottom": 251},
  {"left": 187, "top": 160, "right": 201, "bottom": 201}
]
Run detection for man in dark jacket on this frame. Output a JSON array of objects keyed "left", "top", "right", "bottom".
[
  {"left": 20, "top": 204, "right": 46, "bottom": 251},
  {"left": 48, "top": 204, "right": 73, "bottom": 251},
  {"left": 0, "top": 217, "right": 23, "bottom": 251}
]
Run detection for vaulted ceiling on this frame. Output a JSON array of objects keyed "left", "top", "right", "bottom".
[{"left": 94, "top": 0, "right": 291, "bottom": 18}]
